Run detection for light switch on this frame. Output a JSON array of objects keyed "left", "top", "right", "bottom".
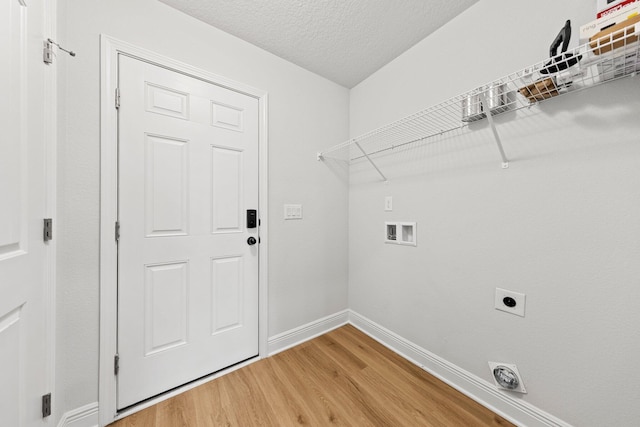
[
  {"left": 284, "top": 204, "right": 303, "bottom": 220},
  {"left": 385, "top": 196, "right": 393, "bottom": 211}
]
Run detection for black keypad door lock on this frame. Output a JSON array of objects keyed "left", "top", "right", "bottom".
[
  {"left": 247, "top": 237, "right": 257, "bottom": 246},
  {"left": 247, "top": 209, "right": 257, "bottom": 229}
]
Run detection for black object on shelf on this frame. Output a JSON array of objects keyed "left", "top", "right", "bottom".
[{"left": 541, "top": 20, "right": 583, "bottom": 74}]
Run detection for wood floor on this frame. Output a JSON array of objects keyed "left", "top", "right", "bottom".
[{"left": 110, "top": 325, "right": 515, "bottom": 426}]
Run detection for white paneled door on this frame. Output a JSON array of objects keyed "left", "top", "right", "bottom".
[
  {"left": 117, "top": 55, "right": 260, "bottom": 409},
  {"left": 1, "top": 0, "right": 49, "bottom": 425}
]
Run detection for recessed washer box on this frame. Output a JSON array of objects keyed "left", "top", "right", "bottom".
[{"left": 385, "top": 222, "right": 416, "bottom": 246}]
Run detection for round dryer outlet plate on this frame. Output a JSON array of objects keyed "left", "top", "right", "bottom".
[{"left": 488, "top": 361, "right": 527, "bottom": 394}]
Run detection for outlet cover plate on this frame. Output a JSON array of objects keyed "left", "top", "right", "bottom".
[{"left": 495, "top": 288, "right": 526, "bottom": 317}]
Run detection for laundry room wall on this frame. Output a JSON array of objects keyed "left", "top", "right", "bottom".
[
  {"left": 56, "top": 0, "right": 349, "bottom": 420},
  {"left": 348, "top": 1, "right": 640, "bottom": 426}
]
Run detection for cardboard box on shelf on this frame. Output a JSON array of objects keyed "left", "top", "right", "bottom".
[
  {"left": 590, "top": 14, "right": 640, "bottom": 54},
  {"left": 598, "top": 0, "right": 638, "bottom": 18},
  {"left": 518, "top": 78, "right": 559, "bottom": 103},
  {"left": 596, "top": 51, "right": 640, "bottom": 81},
  {"left": 589, "top": 11, "right": 640, "bottom": 82},
  {"left": 581, "top": 2, "right": 640, "bottom": 44}
]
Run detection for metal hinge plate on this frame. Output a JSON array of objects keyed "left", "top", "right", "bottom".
[
  {"left": 115, "top": 88, "right": 120, "bottom": 109},
  {"left": 115, "top": 221, "right": 120, "bottom": 242},
  {"left": 43, "top": 40, "right": 53, "bottom": 64},
  {"left": 114, "top": 354, "right": 120, "bottom": 375},
  {"left": 43, "top": 218, "right": 52, "bottom": 242},
  {"left": 42, "top": 393, "right": 51, "bottom": 418}
]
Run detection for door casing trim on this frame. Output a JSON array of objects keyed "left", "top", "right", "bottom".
[{"left": 99, "top": 35, "right": 269, "bottom": 426}]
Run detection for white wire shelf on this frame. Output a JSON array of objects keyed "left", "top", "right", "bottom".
[{"left": 318, "top": 27, "right": 640, "bottom": 181}]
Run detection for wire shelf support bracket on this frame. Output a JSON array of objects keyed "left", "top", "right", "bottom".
[
  {"left": 478, "top": 92, "right": 510, "bottom": 169},
  {"left": 353, "top": 140, "right": 388, "bottom": 182}
]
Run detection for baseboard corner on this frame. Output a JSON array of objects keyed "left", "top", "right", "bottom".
[
  {"left": 57, "top": 402, "right": 99, "bottom": 427},
  {"left": 348, "top": 310, "right": 571, "bottom": 427},
  {"left": 267, "top": 310, "right": 349, "bottom": 356}
]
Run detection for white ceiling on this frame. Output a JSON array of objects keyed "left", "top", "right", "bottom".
[{"left": 158, "top": 0, "right": 478, "bottom": 88}]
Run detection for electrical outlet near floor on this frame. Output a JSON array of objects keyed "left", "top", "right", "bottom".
[
  {"left": 495, "top": 288, "right": 526, "bottom": 317},
  {"left": 488, "top": 362, "right": 527, "bottom": 394}
]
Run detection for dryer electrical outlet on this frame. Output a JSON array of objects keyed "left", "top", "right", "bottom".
[{"left": 495, "top": 288, "right": 526, "bottom": 317}]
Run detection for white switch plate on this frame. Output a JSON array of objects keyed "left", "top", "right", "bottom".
[
  {"left": 495, "top": 288, "right": 526, "bottom": 317},
  {"left": 284, "top": 204, "right": 303, "bottom": 220},
  {"left": 384, "top": 196, "right": 393, "bottom": 211}
]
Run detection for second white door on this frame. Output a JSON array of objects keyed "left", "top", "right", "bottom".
[{"left": 117, "top": 55, "right": 260, "bottom": 409}]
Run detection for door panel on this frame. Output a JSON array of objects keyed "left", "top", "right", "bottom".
[
  {"left": 144, "top": 134, "right": 189, "bottom": 237},
  {"left": 0, "top": 0, "right": 48, "bottom": 425},
  {"left": 0, "top": 307, "right": 21, "bottom": 427},
  {"left": 117, "top": 55, "right": 259, "bottom": 409},
  {"left": 211, "top": 146, "right": 243, "bottom": 233},
  {"left": 0, "top": 0, "right": 25, "bottom": 259},
  {"left": 210, "top": 256, "right": 244, "bottom": 334},
  {"left": 145, "top": 83, "right": 190, "bottom": 120},
  {"left": 211, "top": 101, "right": 244, "bottom": 132},
  {"left": 144, "top": 261, "right": 189, "bottom": 356}
]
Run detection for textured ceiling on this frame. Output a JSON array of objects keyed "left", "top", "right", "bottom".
[{"left": 158, "top": 0, "right": 478, "bottom": 88}]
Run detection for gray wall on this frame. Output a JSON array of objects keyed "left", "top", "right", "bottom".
[
  {"left": 56, "top": 0, "right": 349, "bottom": 418},
  {"left": 55, "top": 0, "right": 640, "bottom": 425},
  {"left": 349, "top": 1, "right": 640, "bottom": 426}
]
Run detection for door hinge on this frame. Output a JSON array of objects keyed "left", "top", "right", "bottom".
[
  {"left": 115, "top": 87, "right": 121, "bottom": 109},
  {"left": 42, "top": 393, "right": 51, "bottom": 418},
  {"left": 43, "top": 40, "right": 53, "bottom": 64},
  {"left": 114, "top": 354, "right": 120, "bottom": 375},
  {"left": 43, "top": 38, "right": 76, "bottom": 65},
  {"left": 43, "top": 218, "right": 53, "bottom": 242},
  {"left": 115, "top": 221, "right": 120, "bottom": 242}
]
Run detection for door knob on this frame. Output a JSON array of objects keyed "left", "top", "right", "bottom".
[{"left": 247, "top": 237, "right": 257, "bottom": 246}]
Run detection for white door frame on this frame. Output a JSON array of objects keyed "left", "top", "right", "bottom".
[
  {"left": 99, "top": 35, "right": 269, "bottom": 426},
  {"left": 44, "top": 0, "right": 58, "bottom": 421}
]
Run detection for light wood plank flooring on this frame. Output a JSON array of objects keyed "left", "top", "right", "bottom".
[{"left": 110, "top": 325, "right": 514, "bottom": 426}]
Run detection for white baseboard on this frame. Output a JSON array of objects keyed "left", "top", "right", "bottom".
[
  {"left": 268, "top": 309, "right": 349, "bottom": 356},
  {"left": 348, "top": 310, "right": 571, "bottom": 427},
  {"left": 86, "top": 310, "right": 568, "bottom": 427},
  {"left": 57, "top": 402, "right": 99, "bottom": 427}
]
